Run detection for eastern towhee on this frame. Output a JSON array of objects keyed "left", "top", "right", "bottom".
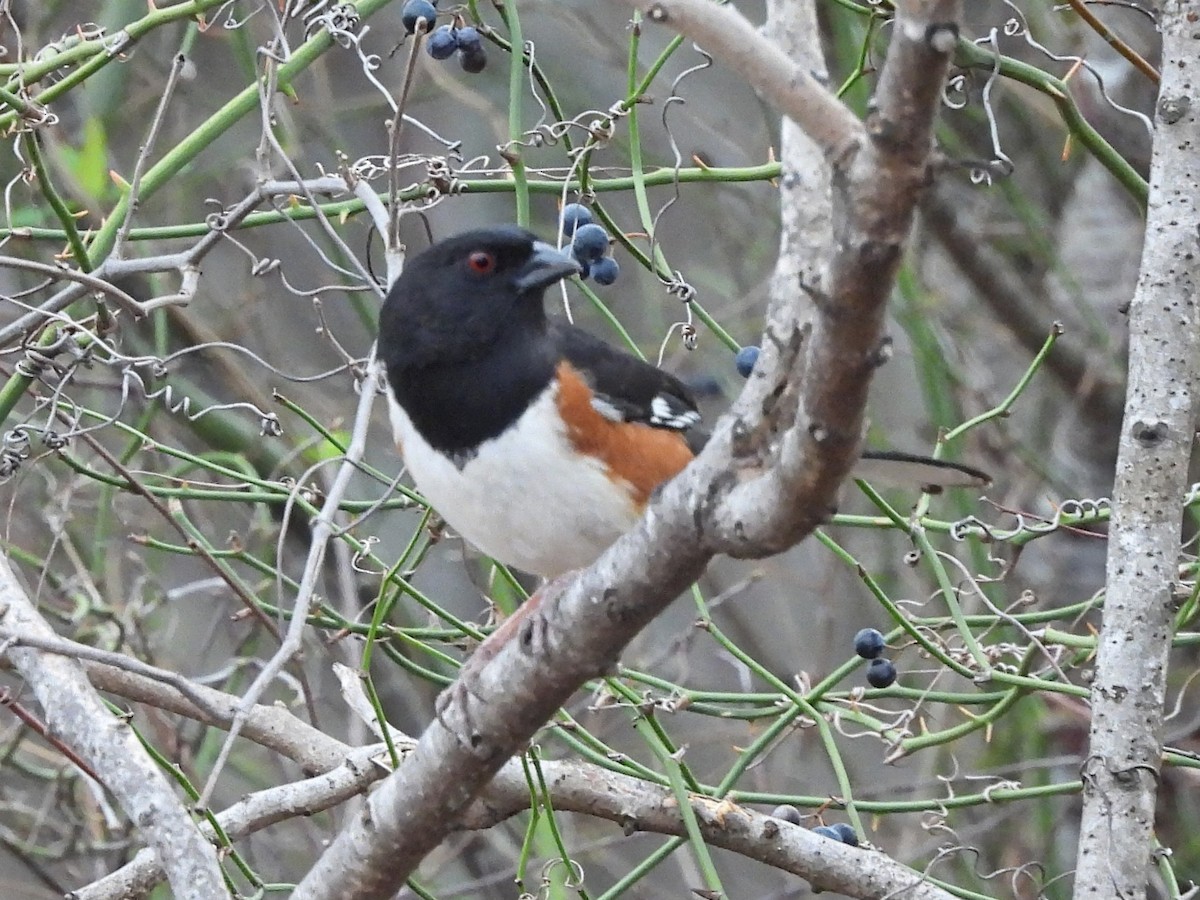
[{"left": 379, "top": 225, "right": 988, "bottom": 578}]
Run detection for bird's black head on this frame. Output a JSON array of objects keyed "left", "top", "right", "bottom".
[{"left": 378, "top": 225, "right": 580, "bottom": 373}]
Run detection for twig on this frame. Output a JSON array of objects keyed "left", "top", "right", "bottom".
[
  {"left": 113, "top": 52, "right": 188, "bottom": 258},
  {"left": 1064, "top": 0, "right": 1159, "bottom": 85},
  {"left": 385, "top": 20, "right": 429, "bottom": 252},
  {"left": 196, "top": 345, "right": 381, "bottom": 807},
  {"left": 0, "top": 628, "right": 230, "bottom": 724},
  {"left": 0, "top": 256, "right": 143, "bottom": 318}
]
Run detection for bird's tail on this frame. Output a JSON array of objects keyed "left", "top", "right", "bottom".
[{"left": 854, "top": 450, "right": 990, "bottom": 492}]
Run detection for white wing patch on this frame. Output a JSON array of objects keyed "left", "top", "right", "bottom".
[{"left": 649, "top": 394, "right": 701, "bottom": 430}]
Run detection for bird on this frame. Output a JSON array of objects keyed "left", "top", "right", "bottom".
[{"left": 378, "top": 225, "right": 988, "bottom": 579}]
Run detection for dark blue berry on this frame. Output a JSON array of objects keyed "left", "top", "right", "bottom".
[
  {"left": 771, "top": 804, "right": 803, "bottom": 825},
  {"left": 401, "top": 0, "right": 437, "bottom": 34},
  {"left": 853, "top": 627, "right": 885, "bottom": 660},
  {"left": 735, "top": 345, "right": 760, "bottom": 378},
  {"left": 571, "top": 223, "right": 609, "bottom": 263},
  {"left": 454, "top": 25, "right": 483, "bottom": 53},
  {"left": 426, "top": 25, "right": 457, "bottom": 59},
  {"left": 866, "top": 657, "right": 897, "bottom": 688},
  {"left": 591, "top": 256, "right": 619, "bottom": 285},
  {"left": 561, "top": 203, "right": 593, "bottom": 235},
  {"left": 458, "top": 45, "right": 487, "bottom": 73},
  {"left": 812, "top": 825, "right": 840, "bottom": 840},
  {"left": 830, "top": 823, "right": 859, "bottom": 846}
]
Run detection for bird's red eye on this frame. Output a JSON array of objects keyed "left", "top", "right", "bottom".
[{"left": 467, "top": 251, "right": 496, "bottom": 274}]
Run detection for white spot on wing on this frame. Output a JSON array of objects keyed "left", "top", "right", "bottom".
[{"left": 649, "top": 394, "right": 701, "bottom": 430}]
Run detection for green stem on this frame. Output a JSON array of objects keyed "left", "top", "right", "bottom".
[
  {"left": 21, "top": 132, "right": 90, "bottom": 270},
  {"left": 942, "top": 323, "right": 1063, "bottom": 443},
  {"left": 496, "top": 0, "right": 530, "bottom": 226},
  {"left": 955, "top": 39, "right": 1148, "bottom": 207},
  {"left": 3, "top": 164, "right": 784, "bottom": 244}
]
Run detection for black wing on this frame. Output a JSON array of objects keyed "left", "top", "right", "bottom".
[
  {"left": 550, "top": 322, "right": 990, "bottom": 489},
  {"left": 551, "top": 322, "right": 708, "bottom": 451}
]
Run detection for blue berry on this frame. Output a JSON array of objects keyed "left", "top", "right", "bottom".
[
  {"left": 591, "top": 256, "right": 619, "bottom": 285},
  {"left": 853, "top": 627, "right": 885, "bottom": 660},
  {"left": 866, "top": 657, "right": 897, "bottom": 688},
  {"left": 571, "top": 223, "right": 609, "bottom": 263},
  {"left": 812, "top": 825, "right": 840, "bottom": 840},
  {"left": 735, "top": 345, "right": 760, "bottom": 378},
  {"left": 830, "top": 823, "right": 859, "bottom": 846},
  {"left": 771, "top": 804, "right": 803, "bottom": 825},
  {"left": 458, "top": 45, "right": 487, "bottom": 73},
  {"left": 561, "top": 203, "right": 593, "bottom": 235},
  {"left": 426, "top": 25, "right": 457, "bottom": 59},
  {"left": 454, "top": 25, "right": 483, "bottom": 53},
  {"left": 401, "top": 0, "right": 437, "bottom": 34}
]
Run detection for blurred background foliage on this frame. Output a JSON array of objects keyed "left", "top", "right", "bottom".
[{"left": 0, "top": 1, "right": 1192, "bottom": 898}]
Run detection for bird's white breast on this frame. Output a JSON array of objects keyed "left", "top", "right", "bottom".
[{"left": 386, "top": 383, "right": 640, "bottom": 578}]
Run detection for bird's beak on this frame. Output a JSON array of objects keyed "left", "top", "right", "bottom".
[{"left": 514, "top": 242, "right": 581, "bottom": 292}]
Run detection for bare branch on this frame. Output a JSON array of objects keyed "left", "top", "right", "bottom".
[
  {"left": 73, "top": 746, "right": 388, "bottom": 900},
  {"left": 196, "top": 344, "right": 381, "bottom": 807},
  {"left": 625, "top": 0, "right": 863, "bottom": 161},
  {"left": 73, "top": 659, "right": 959, "bottom": 900},
  {"left": 0, "top": 557, "right": 226, "bottom": 899},
  {"left": 766, "top": 0, "right": 832, "bottom": 319},
  {"left": 1072, "top": 3, "right": 1200, "bottom": 896}
]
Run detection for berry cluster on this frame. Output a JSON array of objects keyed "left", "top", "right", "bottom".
[
  {"left": 560, "top": 204, "right": 619, "bottom": 285},
  {"left": 853, "top": 627, "right": 897, "bottom": 688},
  {"left": 770, "top": 806, "right": 859, "bottom": 847},
  {"left": 402, "top": 0, "right": 487, "bottom": 73}
]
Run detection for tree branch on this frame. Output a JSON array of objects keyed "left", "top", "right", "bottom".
[
  {"left": 1072, "top": 3, "right": 1200, "bottom": 897},
  {"left": 630, "top": 0, "right": 863, "bottom": 162},
  {"left": 294, "top": 3, "right": 963, "bottom": 897},
  {"left": 0, "top": 558, "right": 226, "bottom": 900},
  {"left": 70, "top": 658, "right": 958, "bottom": 900}
]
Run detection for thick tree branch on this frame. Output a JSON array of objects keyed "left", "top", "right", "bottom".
[
  {"left": 1072, "top": 3, "right": 1200, "bottom": 897},
  {"left": 766, "top": 0, "right": 831, "bottom": 330},
  {"left": 0, "top": 558, "right": 226, "bottom": 900},
  {"left": 704, "top": 0, "right": 966, "bottom": 554},
  {"left": 294, "top": 3, "right": 963, "bottom": 898},
  {"left": 72, "top": 659, "right": 957, "bottom": 900}
]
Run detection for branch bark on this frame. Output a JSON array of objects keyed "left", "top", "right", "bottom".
[
  {"left": 766, "top": 0, "right": 832, "bottom": 323},
  {"left": 69, "top": 658, "right": 958, "bottom": 900},
  {"left": 1072, "top": 4, "right": 1200, "bottom": 897},
  {"left": 0, "top": 558, "right": 227, "bottom": 900},
  {"left": 294, "top": 3, "right": 963, "bottom": 897}
]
